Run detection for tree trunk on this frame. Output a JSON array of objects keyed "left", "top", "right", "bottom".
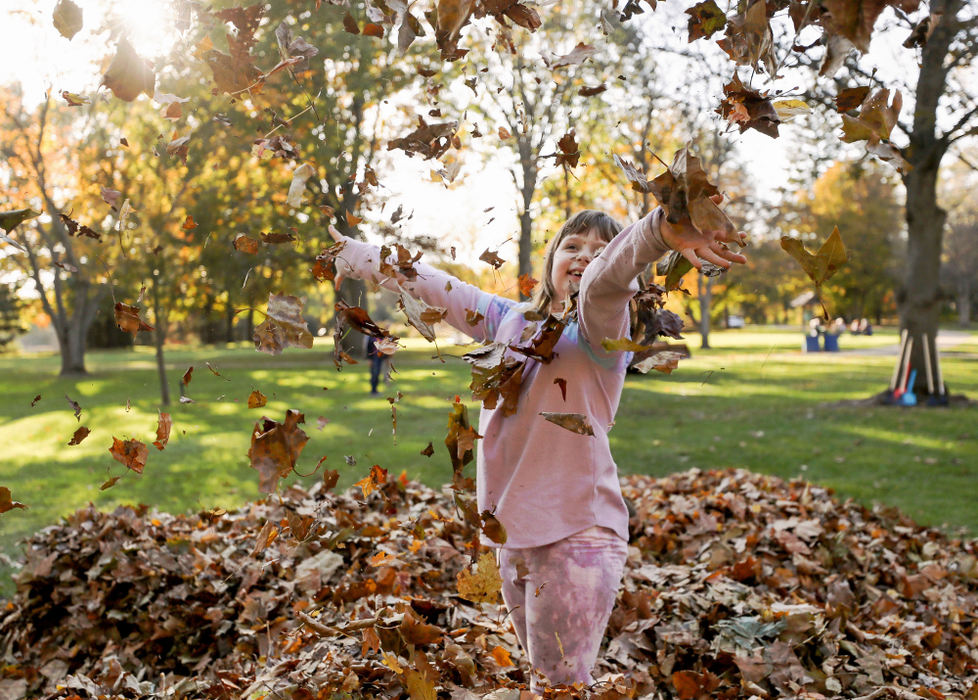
[
  {"left": 58, "top": 325, "right": 87, "bottom": 376},
  {"left": 697, "top": 275, "right": 713, "bottom": 349}
]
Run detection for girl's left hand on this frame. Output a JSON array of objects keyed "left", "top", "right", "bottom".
[{"left": 658, "top": 194, "right": 748, "bottom": 271}]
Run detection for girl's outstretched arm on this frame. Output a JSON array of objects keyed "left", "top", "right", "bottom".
[
  {"left": 578, "top": 197, "right": 747, "bottom": 350},
  {"left": 327, "top": 225, "right": 514, "bottom": 344}
]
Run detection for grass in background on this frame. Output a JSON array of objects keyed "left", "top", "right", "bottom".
[{"left": 1, "top": 326, "right": 976, "bottom": 597}]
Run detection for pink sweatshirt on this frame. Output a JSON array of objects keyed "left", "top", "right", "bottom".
[{"left": 335, "top": 210, "right": 669, "bottom": 548}]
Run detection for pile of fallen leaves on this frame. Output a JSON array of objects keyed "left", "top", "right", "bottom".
[{"left": 2, "top": 468, "right": 977, "bottom": 699}]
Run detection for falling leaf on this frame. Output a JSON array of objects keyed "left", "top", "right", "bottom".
[
  {"left": 165, "top": 135, "right": 190, "bottom": 164},
  {"left": 549, "top": 42, "right": 597, "bottom": 68},
  {"left": 478, "top": 248, "right": 505, "bottom": 269},
  {"left": 100, "top": 187, "right": 122, "bottom": 210},
  {"left": 311, "top": 240, "right": 346, "bottom": 282},
  {"left": 273, "top": 21, "right": 319, "bottom": 72},
  {"left": 464, "top": 344, "right": 525, "bottom": 416},
  {"left": 388, "top": 117, "right": 457, "bottom": 160},
  {"left": 233, "top": 233, "right": 260, "bottom": 254},
  {"left": 182, "top": 366, "right": 193, "bottom": 386},
  {"left": 834, "top": 85, "right": 871, "bottom": 112},
  {"left": 60, "top": 90, "right": 89, "bottom": 106},
  {"left": 686, "top": 0, "right": 726, "bottom": 41},
  {"left": 780, "top": 226, "right": 848, "bottom": 287},
  {"left": 102, "top": 38, "right": 156, "bottom": 102},
  {"left": 31, "top": 394, "right": 41, "bottom": 407},
  {"left": 248, "top": 390, "right": 268, "bottom": 408},
  {"left": 354, "top": 464, "right": 388, "bottom": 498},
  {"left": 68, "top": 426, "right": 90, "bottom": 446},
  {"left": 248, "top": 409, "right": 309, "bottom": 493},
  {"left": 840, "top": 88, "right": 902, "bottom": 143},
  {"left": 420, "top": 442, "right": 434, "bottom": 457},
  {"left": 99, "top": 476, "right": 121, "bottom": 491},
  {"left": 153, "top": 412, "right": 171, "bottom": 450},
  {"left": 613, "top": 155, "right": 652, "bottom": 193},
  {"left": 716, "top": 0, "right": 776, "bottom": 76},
  {"left": 717, "top": 74, "right": 780, "bottom": 138},
  {"left": 59, "top": 213, "right": 101, "bottom": 240},
  {"left": 334, "top": 300, "right": 396, "bottom": 342},
  {"left": 345, "top": 210, "right": 363, "bottom": 226},
  {"left": 539, "top": 411, "right": 595, "bottom": 436},
  {"left": 772, "top": 99, "right": 810, "bottom": 121},
  {"left": 260, "top": 230, "right": 297, "bottom": 245},
  {"left": 398, "top": 293, "right": 443, "bottom": 342},
  {"left": 52, "top": 0, "right": 83, "bottom": 40},
  {"left": 182, "top": 215, "right": 197, "bottom": 230},
  {"left": 253, "top": 293, "right": 314, "bottom": 355},
  {"left": 631, "top": 350, "right": 685, "bottom": 374},
  {"left": 480, "top": 510, "right": 507, "bottom": 545},
  {"left": 379, "top": 243, "right": 423, "bottom": 280},
  {"left": 0, "top": 208, "right": 41, "bottom": 233},
  {"left": 0, "top": 487, "right": 27, "bottom": 513},
  {"left": 114, "top": 302, "right": 154, "bottom": 335},
  {"left": 554, "top": 130, "right": 580, "bottom": 170},
  {"left": 444, "top": 399, "right": 481, "bottom": 475},
  {"left": 517, "top": 274, "right": 538, "bottom": 297},
  {"left": 287, "top": 163, "right": 316, "bottom": 208},
  {"left": 648, "top": 147, "right": 738, "bottom": 241},
  {"left": 456, "top": 551, "right": 502, "bottom": 604},
  {"left": 554, "top": 377, "right": 567, "bottom": 400},
  {"left": 579, "top": 84, "right": 607, "bottom": 97},
  {"left": 65, "top": 394, "right": 81, "bottom": 420},
  {"left": 109, "top": 437, "right": 149, "bottom": 473},
  {"left": 322, "top": 468, "right": 339, "bottom": 491}
]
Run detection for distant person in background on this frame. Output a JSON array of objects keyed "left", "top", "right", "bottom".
[
  {"left": 365, "top": 335, "right": 386, "bottom": 395},
  {"left": 858, "top": 318, "right": 873, "bottom": 335},
  {"left": 850, "top": 319, "right": 861, "bottom": 334}
]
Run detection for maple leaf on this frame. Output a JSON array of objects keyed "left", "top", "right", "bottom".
[
  {"left": 387, "top": 117, "right": 457, "bottom": 159},
  {"left": 248, "top": 390, "right": 268, "bottom": 408},
  {"left": 253, "top": 293, "right": 314, "bottom": 355},
  {"left": 109, "top": 437, "right": 149, "bottom": 473},
  {"left": 354, "top": 464, "right": 388, "bottom": 498},
  {"left": 456, "top": 550, "right": 501, "bottom": 604},
  {"left": 819, "top": 0, "right": 918, "bottom": 54},
  {"left": 68, "top": 426, "right": 90, "bottom": 446},
  {"left": 205, "top": 4, "right": 264, "bottom": 94},
  {"left": 835, "top": 86, "right": 872, "bottom": 112},
  {"left": 648, "top": 147, "right": 738, "bottom": 241},
  {"left": 0, "top": 486, "right": 27, "bottom": 513},
  {"left": 686, "top": 0, "right": 726, "bottom": 41},
  {"left": 539, "top": 411, "right": 595, "bottom": 436},
  {"left": 153, "top": 412, "right": 171, "bottom": 450},
  {"left": 233, "top": 233, "right": 260, "bottom": 254},
  {"left": 553, "top": 130, "right": 580, "bottom": 170},
  {"left": 114, "top": 302, "right": 154, "bottom": 335},
  {"left": 52, "top": 0, "right": 83, "bottom": 40},
  {"left": 780, "top": 226, "right": 848, "bottom": 288},
  {"left": 840, "top": 88, "right": 902, "bottom": 143},
  {"left": 248, "top": 409, "right": 309, "bottom": 493},
  {"left": 102, "top": 38, "right": 155, "bottom": 102},
  {"left": 517, "top": 273, "right": 538, "bottom": 297},
  {"left": 478, "top": 247, "right": 505, "bottom": 269},
  {"left": 717, "top": 0, "right": 776, "bottom": 76}
]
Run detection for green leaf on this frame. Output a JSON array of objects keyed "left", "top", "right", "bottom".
[{"left": 0, "top": 208, "right": 41, "bottom": 233}]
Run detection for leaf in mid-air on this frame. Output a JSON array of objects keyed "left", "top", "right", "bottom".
[
  {"left": 248, "top": 409, "right": 309, "bottom": 493},
  {"left": 109, "top": 437, "right": 149, "bottom": 473},
  {"left": 780, "top": 226, "right": 848, "bottom": 287},
  {"left": 539, "top": 412, "right": 595, "bottom": 436}
]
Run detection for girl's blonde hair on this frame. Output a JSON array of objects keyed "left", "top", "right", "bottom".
[{"left": 531, "top": 210, "right": 622, "bottom": 315}]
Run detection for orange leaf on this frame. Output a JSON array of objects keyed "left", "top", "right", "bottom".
[
  {"left": 114, "top": 302, "right": 154, "bottom": 335},
  {"left": 109, "top": 437, "right": 149, "bottom": 473},
  {"left": 0, "top": 486, "right": 27, "bottom": 513},
  {"left": 182, "top": 215, "right": 197, "bottom": 230},
  {"left": 490, "top": 645, "right": 513, "bottom": 667},
  {"left": 153, "top": 411, "right": 171, "bottom": 450},
  {"left": 248, "top": 389, "right": 268, "bottom": 408},
  {"left": 517, "top": 273, "right": 538, "bottom": 297}
]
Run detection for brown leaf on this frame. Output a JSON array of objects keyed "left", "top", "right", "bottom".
[
  {"left": 114, "top": 302, "right": 154, "bottom": 335},
  {"left": 780, "top": 226, "right": 848, "bottom": 287},
  {"left": 578, "top": 84, "right": 607, "bottom": 97},
  {"left": 388, "top": 117, "right": 457, "bottom": 160},
  {"left": 248, "top": 409, "right": 309, "bottom": 493},
  {"left": 0, "top": 486, "right": 27, "bottom": 513},
  {"left": 253, "top": 293, "right": 314, "bottom": 355},
  {"left": 181, "top": 215, "right": 197, "bottom": 230},
  {"left": 65, "top": 393, "right": 81, "bottom": 420},
  {"left": 444, "top": 398, "right": 481, "bottom": 474},
  {"left": 31, "top": 394, "right": 41, "bottom": 407},
  {"left": 399, "top": 608, "right": 443, "bottom": 646},
  {"left": 311, "top": 240, "right": 347, "bottom": 282},
  {"left": 840, "top": 88, "right": 902, "bottom": 143},
  {"left": 99, "top": 476, "right": 121, "bottom": 491},
  {"left": 613, "top": 154, "right": 652, "bottom": 193},
  {"left": 59, "top": 213, "right": 102, "bottom": 241},
  {"left": 379, "top": 243, "right": 423, "bottom": 280},
  {"left": 834, "top": 85, "right": 871, "bottom": 112},
  {"left": 153, "top": 412, "right": 171, "bottom": 450},
  {"left": 248, "top": 390, "right": 268, "bottom": 408},
  {"left": 398, "top": 293, "right": 443, "bottom": 342},
  {"left": 517, "top": 273, "right": 538, "bottom": 297},
  {"left": 717, "top": 73, "right": 780, "bottom": 138},
  {"left": 549, "top": 42, "right": 597, "bottom": 69},
  {"left": 182, "top": 366, "right": 194, "bottom": 386},
  {"left": 478, "top": 248, "right": 505, "bottom": 269},
  {"left": 233, "top": 233, "right": 260, "bottom": 254},
  {"left": 102, "top": 38, "right": 156, "bottom": 102},
  {"left": 52, "top": 0, "right": 83, "bottom": 40},
  {"left": 539, "top": 411, "right": 595, "bottom": 436},
  {"left": 109, "top": 437, "right": 149, "bottom": 473},
  {"left": 342, "top": 11, "right": 360, "bottom": 34},
  {"left": 260, "top": 230, "right": 297, "bottom": 245},
  {"left": 322, "top": 468, "right": 339, "bottom": 491},
  {"left": 68, "top": 426, "right": 91, "bottom": 446},
  {"left": 420, "top": 441, "right": 434, "bottom": 457},
  {"left": 354, "top": 464, "right": 388, "bottom": 498},
  {"left": 554, "top": 377, "right": 567, "bottom": 400},
  {"left": 716, "top": 0, "right": 775, "bottom": 75},
  {"left": 480, "top": 510, "right": 507, "bottom": 545},
  {"left": 554, "top": 129, "right": 580, "bottom": 170}
]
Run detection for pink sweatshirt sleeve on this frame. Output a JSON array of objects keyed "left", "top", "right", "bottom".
[
  {"left": 335, "top": 237, "right": 514, "bottom": 343},
  {"left": 576, "top": 209, "right": 670, "bottom": 351}
]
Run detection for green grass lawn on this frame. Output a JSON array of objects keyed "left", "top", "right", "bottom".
[{"left": 2, "top": 326, "right": 976, "bottom": 598}]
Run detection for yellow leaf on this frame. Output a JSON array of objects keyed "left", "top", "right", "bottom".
[
  {"left": 601, "top": 337, "right": 651, "bottom": 353},
  {"left": 381, "top": 652, "right": 404, "bottom": 674},
  {"left": 779, "top": 226, "right": 847, "bottom": 286},
  {"left": 772, "top": 98, "right": 809, "bottom": 121},
  {"left": 490, "top": 645, "right": 513, "bottom": 667},
  {"left": 456, "top": 551, "right": 501, "bottom": 604}
]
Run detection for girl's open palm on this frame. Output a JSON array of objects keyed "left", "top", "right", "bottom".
[{"left": 658, "top": 194, "right": 748, "bottom": 271}]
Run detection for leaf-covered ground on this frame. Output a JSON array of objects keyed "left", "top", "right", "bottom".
[{"left": 1, "top": 468, "right": 976, "bottom": 699}]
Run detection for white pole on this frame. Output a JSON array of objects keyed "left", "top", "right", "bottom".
[
  {"left": 922, "top": 333, "right": 934, "bottom": 395},
  {"left": 899, "top": 336, "right": 914, "bottom": 394},
  {"left": 890, "top": 329, "right": 908, "bottom": 391},
  {"left": 934, "top": 333, "right": 945, "bottom": 395}
]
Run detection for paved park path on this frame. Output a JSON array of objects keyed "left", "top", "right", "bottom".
[{"left": 841, "top": 329, "right": 975, "bottom": 356}]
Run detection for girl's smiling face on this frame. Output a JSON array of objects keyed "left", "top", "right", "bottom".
[{"left": 549, "top": 228, "right": 607, "bottom": 311}]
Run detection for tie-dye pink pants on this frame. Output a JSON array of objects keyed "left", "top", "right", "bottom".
[{"left": 497, "top": 526, "right": 628, "bottom": 692}]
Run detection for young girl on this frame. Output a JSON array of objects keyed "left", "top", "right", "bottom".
[{"left": 328, "top": 201, "right": 746, "bottom": 691}]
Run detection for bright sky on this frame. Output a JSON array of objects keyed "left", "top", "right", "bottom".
[{"left": 3, "top": 0, "right": 927, "bottom": 262}]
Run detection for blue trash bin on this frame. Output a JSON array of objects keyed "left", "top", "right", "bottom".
[
  {"left": 804, "top": 335, "right": 820, "bottom": 352},
  {"left": 823, "top": 333, "right": 839, "bottom": 352}
]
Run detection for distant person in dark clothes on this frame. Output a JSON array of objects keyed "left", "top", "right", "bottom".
[{"left": 365, "top": 335, "right": 386, "bottom": 395}]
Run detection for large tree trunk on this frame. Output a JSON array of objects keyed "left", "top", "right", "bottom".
[
  {"left": 892, "top": 0, "right": 957, "bottom": 399},
  {"left": 151, "top": 270, "right": 170, "bottom": 407}
]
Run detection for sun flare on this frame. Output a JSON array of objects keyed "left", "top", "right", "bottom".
[{"left": 115, "top": 0, "right": 183, "bottom": 61}]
